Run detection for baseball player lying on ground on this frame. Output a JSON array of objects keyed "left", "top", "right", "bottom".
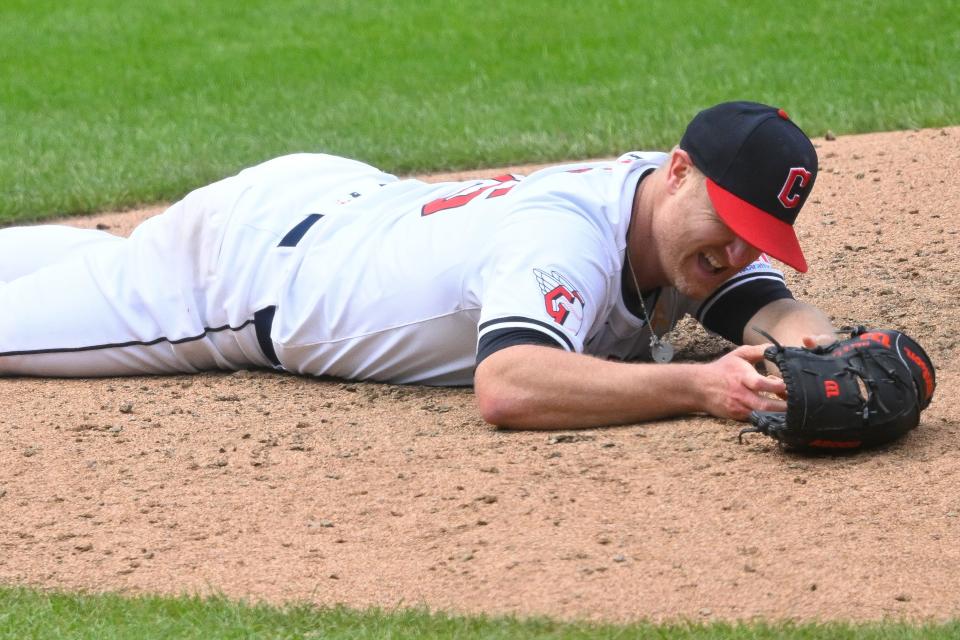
[{"left": 0, "top": 102, "right": 839, "bottom": 430}]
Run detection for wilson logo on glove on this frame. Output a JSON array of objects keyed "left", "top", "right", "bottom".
[{"left": 823, "top": 380, "right": 840, "bottom": 398}]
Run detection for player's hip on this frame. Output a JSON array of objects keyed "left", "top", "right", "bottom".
[{"left": 271, "top": 327, "right": 479, "bottom": 386}]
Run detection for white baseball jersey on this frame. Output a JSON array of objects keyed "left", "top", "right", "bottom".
[{"left": 0, "top": 153, "right": 791, "bottom": 383}]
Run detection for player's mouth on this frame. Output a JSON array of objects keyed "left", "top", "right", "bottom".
[{"left": 698, "top": 252, "right": 725, "bottom": 276}]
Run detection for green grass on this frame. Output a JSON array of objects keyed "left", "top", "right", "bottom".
[
  {"left": 0, "top": 587, "right": 957, "bottom": 640},
  {"left": 1, "top": 0, "right": 958, "bottom": 223}
]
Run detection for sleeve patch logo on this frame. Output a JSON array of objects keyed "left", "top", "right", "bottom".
[{"left": 534, "top": 269, "right": 585, "bottom": 335}]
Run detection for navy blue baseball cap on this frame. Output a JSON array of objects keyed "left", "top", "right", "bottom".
[{"left": 680, "top": 101, "right": 818, "bottom": 272}]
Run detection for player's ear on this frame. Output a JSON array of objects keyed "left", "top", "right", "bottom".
[{"left": 665, "top": 147, "right": 694, "bottom": 194}]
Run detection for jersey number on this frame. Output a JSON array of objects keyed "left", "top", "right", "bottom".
[{"left": 421, "top": 174, "right": 518, "bottom": 216}]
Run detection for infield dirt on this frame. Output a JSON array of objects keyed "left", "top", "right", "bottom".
[{"left": 1, "top": 127, "right": 959, "bottom": 623}]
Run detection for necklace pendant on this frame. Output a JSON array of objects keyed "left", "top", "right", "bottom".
[{"left": 651, "top": 336, "right": 674, "bottom": 364}]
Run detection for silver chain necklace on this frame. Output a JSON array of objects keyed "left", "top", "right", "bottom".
[{"left": 624, "top": 234, "right": 674, "bottom": 364}]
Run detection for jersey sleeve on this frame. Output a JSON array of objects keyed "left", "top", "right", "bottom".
[
  {"left": 693, "top": 255, "right": 794, "bottom": 344},
  {"left": 475, "top": 211, "right": 611, "bottom": 364}
]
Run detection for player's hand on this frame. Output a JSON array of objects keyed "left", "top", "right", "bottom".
[
  {"left": 802, "top": 334, "right": 836, "bottom": 349},
  {"left": 699, "top": 344, "right": 787, "bottom": 421}
]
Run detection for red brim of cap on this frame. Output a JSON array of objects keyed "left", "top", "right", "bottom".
[{"left": 705, "top": 178, "right": 808, "bottom": 273}]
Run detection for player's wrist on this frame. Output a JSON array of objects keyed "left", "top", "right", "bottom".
[
  {"left": 688, "top": 361, "right": 718, "bottom": 416},
  {"left": 633, "top": 361, "right": 710, "bottom": 417}
]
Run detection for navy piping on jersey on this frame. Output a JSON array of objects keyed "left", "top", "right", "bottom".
[
  {"left": 0, "top": 318, "right": 257, "bottom": 358},
  {"left": 696, "top": 271, "right": 793, "bottom": 344},
  {"left": 697, "top": 271, "right": 786, "bottom": 319},
  {"left": 478, "top": 316, "right": 575, "bottom": 352},
  {"left": 476, "top": 327, "right": 562, "bottom": 366}
]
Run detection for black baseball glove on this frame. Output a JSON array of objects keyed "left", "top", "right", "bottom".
[{"left": 741, "top": 327, "right": 936, "bottom": 451}]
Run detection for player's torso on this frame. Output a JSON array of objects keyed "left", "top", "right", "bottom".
[
  {"left": 585, "top": 286, "right": 697, "bottom": 361},
  {"left": 265, "top": 155, "right": 653, "bottom": 384}
]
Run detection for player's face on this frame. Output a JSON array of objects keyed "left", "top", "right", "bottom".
[{"left": 656, "top": 173, "right": 761, "bottom": 300}]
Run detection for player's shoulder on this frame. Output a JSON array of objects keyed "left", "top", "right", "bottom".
[
  {"left": 500, "top": 151, "right": 668, "bottom": 235},
  {"left": 521, "top": 151, "right": 668, "bottom": 183},
  {"left": 234, "top": 153, "right": 394, "bottom": 182},
  {"left": 510, "top": 152, "right": 666, "bottom": 210}
]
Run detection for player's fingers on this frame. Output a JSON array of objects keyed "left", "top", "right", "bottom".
[
  {"left": 802, "top": 334, "right": 835, "bottom": 348},
  {"left": 729, "top": 392, "right": 785, "bottom": 421},
  {"left": 753, "top": 395, "right": 787, "bottom": 413},
  {"left": 747, "top": 374, "right": 787, "bottom": 396},
  {"left": 732, "top": 343, "right": 770, "bottom": 364}
]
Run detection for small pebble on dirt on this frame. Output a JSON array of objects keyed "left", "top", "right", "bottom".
[
  {"left": 548, "top": 434, "right": 594, "bottom": 444},
  {"left": 119, "top": 402, "right": 134, "bottom": 414}
]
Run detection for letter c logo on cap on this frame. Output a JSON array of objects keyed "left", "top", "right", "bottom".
[{"left": 777, "top": 167, "right": 813, "bottom": 208}]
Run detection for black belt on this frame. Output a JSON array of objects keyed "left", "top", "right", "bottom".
[{"left": 253, "top": 213, "right": 325, "bottom": 367}]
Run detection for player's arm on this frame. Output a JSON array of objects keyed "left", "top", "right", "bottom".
[
  {"left": 742, "top": 298, "right": 836, "bottom": 348},
  {"left": 470, "top": 200, "right": 788, "bottom": 430},
  {"left": 695, "top": 256, "right": 835, "bottom": 349},
  {"left": 474, "top": 343, "right": 785, "bottom": 430}
]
